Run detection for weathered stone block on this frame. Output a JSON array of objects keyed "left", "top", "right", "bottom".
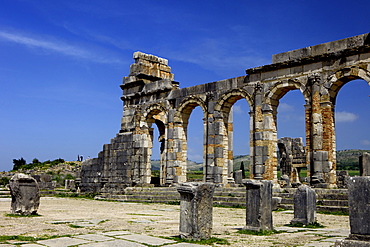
[
  {"left": 348, "top": 176, "right": 370, "bottom": 237},
  {"left": 177, "top": 183, "right": 215, "bottom": 240},
  {"left": 360, "top": 153, "right": 370, "bottom": 176},
  {"left": 233, "top": 170, "right": 243, "bottom": 184},
  {"left": 335, "top": 176, "right": 370, "bottom": 246},
  {"left": 243, "top": 179, "right": 273, "bottom": 231},
  {"left": 291, "top": 185, "right": 316, "bottom": 225},
  {"left": 272, "top": 197, "right": 282, "bottom": 211},
  {"left": 9, "top": 173, "right": 40, "bottom": 215}
]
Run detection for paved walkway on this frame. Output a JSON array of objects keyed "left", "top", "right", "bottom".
[
  {"left": 0, "top": 230, "right": 207, "bottom": 247},
  {"left": 0, "top": 227, "right": 350, "bottom": 247}
]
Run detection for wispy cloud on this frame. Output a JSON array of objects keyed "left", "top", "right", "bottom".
[
  {"left": 164, "top": 37, "right": 269, "bottom": 77},
  {"left": 335, "top": 111, "right": 358, "bottom": 123},
  {"left": 0, "top": 30, "right": 123, "bottom": 64},
  {"left": 279, "top": 102, "right": 295, "bottom": 112},
  {"left": 232, "top": 104, "right": 244, "bottom": 114},
  {"left": 362, "top": 140, "right": 370, "bottom": 145}
]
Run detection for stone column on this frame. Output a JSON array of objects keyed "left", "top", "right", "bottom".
[
  {"left": 307, "top": 73, "right": 336, "bottom": 188},
  {"left": 227, "top": 107, "right": 234, "bottom": 184},
  {"left": 360, "top": 153, "right": 370, "bottom": 176},
  {"left": 177, "top": 182, "right": 215, "bottom": 240},
  {"left": 243, "top": 179, "right": 273, "bottom": 231},
  {"left": 334, "top": 177, "right": 370, "bottom": 246},
  {"left": 251, "top": 83, "right": 265, "bottom": 180},
  {"left": 205, "top": 112, "right": 218, "bottom": 184},
  {"left": 291, "top": 185, "right": 316, "bottom": 225}
]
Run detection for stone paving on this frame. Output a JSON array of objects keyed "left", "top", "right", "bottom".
[
  {"left": 0, "top": 230, "right": 206, "bottom": 247},
  {"left": 0, "top": 227, "right": 350, "bottom": 247},
  {"left": 0, "top": 197, "right": 352, "bottom": 246}
]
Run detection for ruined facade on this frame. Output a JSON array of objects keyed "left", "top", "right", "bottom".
[{"left": 80, "top": 33, "right": 370, "bottom": 192}]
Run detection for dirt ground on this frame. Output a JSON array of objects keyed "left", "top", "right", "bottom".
[{"left": 0, "top": 197, "right": 350, "bottom": 246}]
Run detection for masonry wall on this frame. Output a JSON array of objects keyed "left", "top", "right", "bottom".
[{"left": 80, "top": 33, "right": 370, "bottom": 192}]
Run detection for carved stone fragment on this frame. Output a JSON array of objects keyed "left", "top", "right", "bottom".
[
  {"left": 334, "top": 177, "right": 370, "bottom": 246},
  {"left": 9, "top": 173, "right": 40, "bottom": 215},
  {"left": 177, "top": 182, "right": 215, "bottom": 240},
  {"left": 291, "top": 185, "right": 316, "bottom": 225},
  {"left": 243, "top": 179, "right": 273, "bottom": 231}
]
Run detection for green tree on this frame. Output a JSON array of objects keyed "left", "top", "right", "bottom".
[
  {"left": 240, "top": 161, "right": 246, "bottom": 179},
  {"left": 12, "top": 158, "right": 26, "bottom": 171},
  {"left": 32, "top": 158, "right": 40, "bottom": 164}
]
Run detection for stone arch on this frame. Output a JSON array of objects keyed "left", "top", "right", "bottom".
[
  {"left": 327, "top": 66, "right": 370, "bottom": 104},
  {"left": 265, "top": 79, "right": 308, "bottom": 114},
  {"left": 263, "top": 79, "right": 308, "bottom": 184},
  {"left": 142, "top": 103, "right": 167, "bottom": 124},
  {"left": 139, "top": 103, "right": 168, "bottom": 185},
  {"left": 171, "top": 96, "right": 207, "bottom": 183},
  {"left": 214, "top": 89, "right": 253, "bottom": 183},
  {"left": 324, "top": 66, "right": 370, "bottom": 182},
  {"left": 174, "top": 96, "right": 207, "bottom": 132},
  {"left": 215, "top": 88, "right": 253, "bottom": 115}
]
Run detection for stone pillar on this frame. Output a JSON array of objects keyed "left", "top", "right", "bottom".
[
  {"left": 250, "top": 82, "right": 278, "bottom": 184},
  {"left": 307, "top": 73, "right": 336, "bottom": 188},
  {"left": 243, "top": 179, "right": 273, "bottom": 231},
  {"left": 205, "top": 112, "right": 218, "bottom": 184},
  {"left": 360, "top": 153, "right": 370, "bottom": 176},
  {"left": 334, "top": 177, "right": 370, "bottom": 246},
  {"left": 291, "top": 185, "right": 316, "bottom": 225},
  {"left": 9, "top": 173, "right": 40, "bottom": 215},
  {"left": 170, "top": 121, "right": 187, "bottom": 184},
  {"left": 177, "top": 182, "right": 215, "bottom": 240},
  {"left": 227, "top": 108, "right": 234, "bottom": 183}
]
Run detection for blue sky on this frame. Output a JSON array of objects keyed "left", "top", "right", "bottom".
[{"left": 1, "top": 0, "right": 370, "bottom": 171}]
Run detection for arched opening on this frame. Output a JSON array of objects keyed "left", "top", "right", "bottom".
[
  {"left": 276, "top": 89, "right": 306, "bottom": 186},
  {"left": 174, "top": 97, "right": 207, "bottom": 183},
  {"left": 232, "top": 99, "right": 251, "bottom": 179},
  {"left": 186, "top": 106, "right": 205, "bottom": 182},
  {"left": 143, "top": 107, "right": 166, "bottom": 186},
  {"left": 334, "top": 79, "right": 370, "bottom": 175},
  {"left": 215, "top": 89, "right": 253, "bottom": 184},
  {"left": 150, "top": 119, "right": 166, "bottom": 186}
]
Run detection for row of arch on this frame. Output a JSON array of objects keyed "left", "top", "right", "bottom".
[{"left": 139, "top": 67, "right": 370, "bottom": 186}]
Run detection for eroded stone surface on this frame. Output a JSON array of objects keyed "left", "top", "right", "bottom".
[
  {"left": 243, "top": 179, "right": 273, "bottom": 231},
  {"left": 291, "top": 185, "right": 316, "bottom": 225},
  {"left": 9, "top": 173, "right": 40, "bottom": 215},
  {"left": 177, "top": 182, "right": 215, "bottom": 240}
]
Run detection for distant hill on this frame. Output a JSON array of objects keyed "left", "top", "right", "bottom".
[
  {"left": 151, "top": 149, "right": 370, "bottom": 172},
  {"left": 151, "top": 160, "right": 203, "bottom": 171},
  {"left": 337, "top": 149, "right": 370, "bottom": 170},
  {"left": 151, "top": 155, "right": 251, "bottom": 172}
]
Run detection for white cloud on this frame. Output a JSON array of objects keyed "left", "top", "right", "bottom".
[
  {"left": 0, "top": 30, "right": 123, "bottom": 64},
  {"left": 279, "top": 103, "right": 294, "bottom": 112},
  {"left": 335, "top": 111, "right": 358, "bottom": 123},
  {"left": 361, "top": 140, "right": 370, "bottom": 145},
  {"left": 232, "top": 105, "right": 244, "bottom": 114}
]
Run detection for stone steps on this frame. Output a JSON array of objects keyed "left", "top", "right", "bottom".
[
  {"left": 97, "top": 186, "right": 349, "bottom": 213},
  {"left": 0, "top": 189, "right": 10, "bottom": 197}
]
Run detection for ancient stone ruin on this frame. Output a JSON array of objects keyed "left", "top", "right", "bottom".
[
  {"left": 360, "top": 152, "right": 370, "bottom": 176},
  {"left": 177, "top": 182, "right": 215, "bottom": 240},
  {"left": 80, "top": 33, "right": 370, "bottom": 192},
  {"left": 243, "top": 179, "right": 273, "bottom": 231},
  {"left": 291, "top": 185, "right": 316, "bottom": 226},
  {"left": 9, "top": 173, "right": 40, "bottom": 215},
  {"left": 335, "top": 176, "right": 370, "bottom": 246},
  {"left": 277, "top": 137, "right": 306, "bottom": 187}
]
